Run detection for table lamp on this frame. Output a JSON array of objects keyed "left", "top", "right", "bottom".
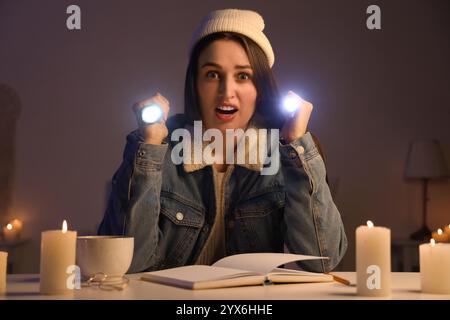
[{"left": 405, "top": 139, "right": 448, "bottom": 240}]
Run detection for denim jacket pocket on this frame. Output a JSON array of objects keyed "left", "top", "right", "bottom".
[
  {"left": 230, "top": 189, "right": 285, "bottom": 252},
  {"left": 158, "top": 191, "right": 205, "bottom": 267},
  {"left": 236, "top": 189, "right": 285, "bottom": 218}
]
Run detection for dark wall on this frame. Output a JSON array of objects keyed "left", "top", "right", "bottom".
[{"left": 1, "top": 0, "right": 449, "bottom": 272}]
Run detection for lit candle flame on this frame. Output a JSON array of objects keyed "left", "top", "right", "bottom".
[
  {"left": 437, "top": 228, "right": 443, "bottom": 235},
  {"left": 367, "top": 220, "right": 374, "bottom": 228},
  {"left": 6, "top": 223, "right": 13, "bottom": 230},
  {"left": 62, "top": 220, "right": 68, "bottom": 233},
  {"left": 430, "top": 239, "right": 436, "bottom": 246}
]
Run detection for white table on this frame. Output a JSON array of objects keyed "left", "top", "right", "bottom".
[{"left": 1, "top": 272, "right": 449, "bottom": 300}]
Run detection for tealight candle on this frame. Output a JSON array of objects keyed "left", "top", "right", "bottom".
[
  {"left": 0, "top": 251, "right": 7, "bottom": 295},
  {"left": 356, "top": 220, "right": 391, "bottom": 296},
  {"left": 419, "top": 239, "right": 450, "bottom": 294},
  {"left": 432, "top": 228, "right": 449, "bottom": 243},
  {"left": 39, "top": 220, "right": 77, "bottom": 295},
  {"left": 2, "top": 223, "right": 18, "bottom": 242}
]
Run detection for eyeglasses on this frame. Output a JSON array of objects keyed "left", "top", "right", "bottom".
[{"left": 81, "top": 272, "right": 130, "bottom": 291}]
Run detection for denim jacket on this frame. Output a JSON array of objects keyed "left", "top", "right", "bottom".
[{"left": 98, "top": 115, "right": 347, "bottom": 273}]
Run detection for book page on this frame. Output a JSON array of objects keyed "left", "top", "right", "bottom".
[
  {"left": 213, "top": 253, "right": 328, "bottom": 274},
  {"left": 268, "top": 267, "right": 333, "bottom": 283},
  {"left": 267, "top": 273, "right": 333, "bottom": 283},
  {"left": 141, "top": 265, "right": 258, "bottom": 283},
  {"left": 141, "top": 265, "right": 266, "bottom": 289},
  {"left": 269, "top": 267, "right": 330, "bottom": 275}
]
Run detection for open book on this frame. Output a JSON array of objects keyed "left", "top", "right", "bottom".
[{"left": 140, "top": 253, "right": 334, "bottom": 290}]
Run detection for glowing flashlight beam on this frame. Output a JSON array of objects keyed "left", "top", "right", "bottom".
[
  {"left": 141, "top": 104, "right": 163, "bottom": 124},
  {"left": 282, "top": 91, "right": 303, "bottom": 113}
]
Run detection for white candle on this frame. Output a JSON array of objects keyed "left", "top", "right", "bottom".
[
  {"left": 356, "top": 220, "right": 391, "bottom": 296},
  {"left": 0, "top": 251, "right": 7, "bottom": 295},
  {"left": 419, "top": 239, "right": 450, "bottom": 294},
  {"left": 39, "top": 220, "right": 77, "bottom": 295}
]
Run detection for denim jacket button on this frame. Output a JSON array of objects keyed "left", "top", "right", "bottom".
[
  {"left": 138, "top": 150, "right": 146, "bottom": 157},
  {"left": 296, "top": 146, "right": 305, "bottom": 155},
  {"left": 175, "top": 212, "right": 184, "bottom": 221}
]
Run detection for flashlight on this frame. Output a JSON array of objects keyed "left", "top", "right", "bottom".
[
  {"left": 282, "top": 91, "right": 303, "bottom": 113},
  {"left": 141, "top": 104, "right": 163, "bottom": 124}
]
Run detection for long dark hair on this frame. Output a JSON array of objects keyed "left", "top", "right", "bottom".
[{"left": 184, "top": 32, "right": 284, "bottom": 129}]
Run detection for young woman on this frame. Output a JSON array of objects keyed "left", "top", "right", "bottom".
[{"left": 98, "top": 9, "right": 347, "bottom": 273}]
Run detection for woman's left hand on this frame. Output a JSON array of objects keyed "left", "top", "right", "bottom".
[{"left": 280, "top": 91, "right": 314, "bottom": 143}]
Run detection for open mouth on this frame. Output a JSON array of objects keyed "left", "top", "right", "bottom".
[
  {"left": 215, "top": 106, "right": 238, "bottom": 115},
  {"left": 215, "top": 105, "right": 238, "bottom": 121}
]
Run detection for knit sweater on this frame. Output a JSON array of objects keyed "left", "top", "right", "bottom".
[{"left": 194, "top": 166, "right": 232, "bottom": 265}]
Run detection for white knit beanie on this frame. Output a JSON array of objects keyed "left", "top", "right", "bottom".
[{"left": 189, "top": 9, "right": 275, "bottom": 68}]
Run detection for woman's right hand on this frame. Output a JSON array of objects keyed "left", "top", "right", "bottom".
[{"left": 132, "top": 92, "right": 170, "bottom": 145}]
